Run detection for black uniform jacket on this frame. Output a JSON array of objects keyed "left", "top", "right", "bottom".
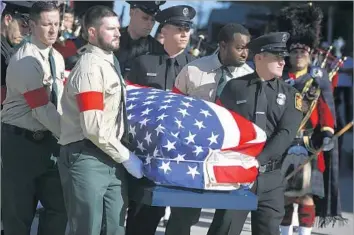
[
  {"left": 115, "top": 27, "right": 166, "bottom": 77},
  {"left": 219, "top": 72, "right": 303, "bottom": 165},
  {"left": 127, "top": 52, "right": 195, "bottom": 90}
]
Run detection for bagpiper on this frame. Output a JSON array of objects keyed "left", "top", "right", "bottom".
[{"left": 276, "top": 3, "right": 346, "bottom": 235}]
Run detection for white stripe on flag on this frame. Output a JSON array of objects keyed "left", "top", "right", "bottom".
[{"left": 208, "top": 102, "right": 240, "bottom": 149}]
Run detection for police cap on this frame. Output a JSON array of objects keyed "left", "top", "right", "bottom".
[
  {"left": 155, "top": 5, "right": 196, "bottom": 28},
  {"left": 2, "top": 1, "right": 33, "bottom": 21},
  {"left": 126, "top": 1, "right": 166, "bottom": 16},
  {"left": 247, "top": 32, "right": 290, "bottom": 57}
]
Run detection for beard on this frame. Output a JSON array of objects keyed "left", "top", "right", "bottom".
[{"left": 97, "top": 34, "right": 120, "bottom": 52}]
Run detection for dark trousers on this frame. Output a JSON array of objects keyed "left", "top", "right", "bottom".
[
  {"left": 165, "top": 169, "right": 285, "bottom": 235},
  {"left": 1, "top": 125, "right": 67, "bottom": 235},
  {"left": 125, "top": 176, "right": 166, "bottom": 235},
  {"left": 125, "top": 201, "right": 165, "bottom": 235}
]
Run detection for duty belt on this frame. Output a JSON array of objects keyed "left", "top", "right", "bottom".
[
  {"left": 1, "top": 123, "right": 51, "bottom": 142},
  {"left": 259, "top": 160, "right": 282, "bottom": 173}
]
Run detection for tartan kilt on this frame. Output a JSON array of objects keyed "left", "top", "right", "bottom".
[
  {"left": 309, "top": 158, "right": 325, "bottom": 198},
  {"left": 282, "top": 145, "right": 325, "bottom": 198}
]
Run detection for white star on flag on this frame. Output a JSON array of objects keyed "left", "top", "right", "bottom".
[
  {"left": 178, "top": 108, "right": 190, "bottom": 117},
  {"left": 127, "top": 113, "right": 135, "bottom": 120},
  {"left": 163, "top": 140, "right": 176, "bottom": 151},
  {"left": 173, "top": 154, "right": 186, "bottom": 164},
  {"left": 141, "top": 107, "right": 153, "bottom": 116},
  {"left": 129, "top": 125, "right": 136, "bottom": 137},
  {"left": 193, "top": 146, "right": 203, "bottom": 156},
  {"left": 200, "top": 109, "right": 212, "bottom": 118},
  {"left": 174, "top": 117, "right": 184, "bottom": 129},
  {"left": 186, "top": 166, "right": 200, "bottom": 179},
  {"left": 157, "top": 113, "right": 169, "bottom": 121},
  {"left": 194, "top": 119, "right": 206, "bottom": 130},
  {"left": 137, "top": 141, "right": 146, "bottom": 152},
  {"left": 159, "top": 161, "right": 172, "bottom": 174},
  {"left": 207, "top": 132, "right": 219, "bottom": 145},
  {"left": 139, "top": 118, "right": 150, "bottom": 128},
  {"left": 144, "top": 131, "right": 152, "bottom": 145},
  {"left": 159, "top": 105, "right": 172, "bottom": 111},
  {"left": 155, "top": 124, "right": 165, "bottom": 136},
  {"left": 185, "top": 131, "right": 196, "bottom": 144},
  {"left": 181, "top": 101, "right": 193, "bottom": 108}
]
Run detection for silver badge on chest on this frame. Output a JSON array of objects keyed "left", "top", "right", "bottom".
[{"left": 276, "top": 93, "right": 286, "bottom": 106}]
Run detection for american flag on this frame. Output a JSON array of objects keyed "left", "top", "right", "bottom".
[{"left": 126, "top": 85, "right": 267, "bottom": 191}]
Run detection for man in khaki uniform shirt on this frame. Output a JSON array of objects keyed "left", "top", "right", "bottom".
[
  {"left": 166, "top": 23, "right": 254, "bottom": 235},
  {"left": 1, "top": 2, "right": 67, "bottom": 235},
  {"left": 58, "top": 6, "right": 143, "bottom": 235}
]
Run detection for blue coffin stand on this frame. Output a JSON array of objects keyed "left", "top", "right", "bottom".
[{"left": 130, "top": 178, "right": 258, "bottom": 210}]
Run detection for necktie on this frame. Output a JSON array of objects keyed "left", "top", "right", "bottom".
[
  {"left": 48, "top": 49, "right": 58, "bottom": 108},
  {"left": 113, "top": 56, "right": 131, "bottom": 148},
  {"left": 254, "top": 80, "right": 268, "bottom": 132},
  {"left": 165, "top": 57, "right": 176, "bottom": 90},
  {"left": 216, "top": 66, "right": 228, "bottom": 99}
]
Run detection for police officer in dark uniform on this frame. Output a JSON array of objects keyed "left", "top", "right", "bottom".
[
  {"left": 206, "top": 32, "right": 303, "bottom": 235},
  {"left": 115, "top": 1, "right": 166, "bottom": 77},
  {"left": 124, "top": 5, "right": 197, "bottom": 235},
  {"left": 1, "top": 1, "right": 32, "bottom": 107},
  {"left": 127, "top": 5, "right": 196, "bottom": 90},
  {"left": 53, "top": 1, "right": 115, "bottom": 70}
]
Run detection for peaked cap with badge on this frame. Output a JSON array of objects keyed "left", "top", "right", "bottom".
[
  {"left": 155, "top": 5, "right": 196, "bottom": 28},
  {"left": 2, "top": 1, "right": 33, "bottom": 21},
  {"left": 126, "top": 1, "right": 166, "bottom": 16},
  {"left": 247, "top": 32, "right": 290, "bottom": 57}
]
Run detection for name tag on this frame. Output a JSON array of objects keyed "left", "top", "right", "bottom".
[
  {"left": 256, "top": 111, "right": 265, "bottom": 114},
  {"left": 236, "top": 100, "right": 247, "bottom": 104},
  {"left": 147, "top": 72, "right": 157, "bottom": 77}
]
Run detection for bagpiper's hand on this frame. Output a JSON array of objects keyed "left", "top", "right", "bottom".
[
  {"left": 322, "top": 137, "right": 334, "bottom": 151},
  {"left": 122, "top": 152, "right": 144, "bottom": 179}
]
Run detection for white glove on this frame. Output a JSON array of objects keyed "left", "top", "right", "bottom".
[
  {"left": 122, "top": 152, "right": 144, "bottom": 178},
  {"left": 322, "top": 137, "right": 334, "bottom": 151}
]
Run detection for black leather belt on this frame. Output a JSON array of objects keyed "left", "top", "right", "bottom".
[
  {"left": 1, "top": 123, "right": 52, "bottom": 142},
  {"left": 259, "top": 160, "right": 282, "bottom": 173}
]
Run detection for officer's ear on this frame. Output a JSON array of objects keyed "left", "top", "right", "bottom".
[
  {"left": 3, "top": 14, "right": 13, "bottom": 26},
  {"left": 219, "top": 41, "right": 227, "bottom": 51},
  {"left": 87, "top": 26, "right": 97, "bottom": 40}
]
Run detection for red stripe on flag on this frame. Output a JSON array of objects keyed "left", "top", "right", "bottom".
[
  {"left": 23, "top": 87, "right": 49, "bottom": 109},
  {"left": 127, "top": 81, "right": 150, "bottom": 88},
  {"left": 223, "top": 142, "right": 265, "bottom": 157},
  {"left": 228, "top": 107, "right": 256, "bottom": 145},
  {"left": 213, "top": 165, "right": 258, "bottom": 183},
  {"left": 76, "top": 91, "right": 104, "bottom": 112},
  {"left": 216, "top": 97, "right": 257, "bottom": 146},
  {"left": 1, "top": 85, "right": 6, "bottom": 104},
  {"left": 172, "top": 86, "right": 184, "bottom": 95}
]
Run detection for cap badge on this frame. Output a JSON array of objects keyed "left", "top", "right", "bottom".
[
  {"left": 155, "top": 1, "right": 160, "bottom": 5},
  {"left": 182, "top": 7, "right": 189, "bottom": 16},
  {"left": 282, "top": 33, "right": 287, "bottom": 42}
]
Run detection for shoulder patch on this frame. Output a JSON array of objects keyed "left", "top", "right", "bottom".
[{"left": 295, "top": 93, "right": 302, "bottom": 111}]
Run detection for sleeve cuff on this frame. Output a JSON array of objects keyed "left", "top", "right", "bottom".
[{"left": 321, "top": 126, "right": 334, "bottom": 134}]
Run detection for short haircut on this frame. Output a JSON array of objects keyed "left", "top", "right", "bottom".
[
  {"left": 83, "top": 5, "right": 117, "bottom": 30},
  {"left": 218, "top": 23, "right": 250, "bottom": 43},
  {"left": 30, "top": 1, "right": 59, "bottom": 22}
]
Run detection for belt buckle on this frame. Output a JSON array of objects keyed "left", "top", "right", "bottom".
[{"left": 33, "top": 131, "right": 44, "bottom": 141}]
